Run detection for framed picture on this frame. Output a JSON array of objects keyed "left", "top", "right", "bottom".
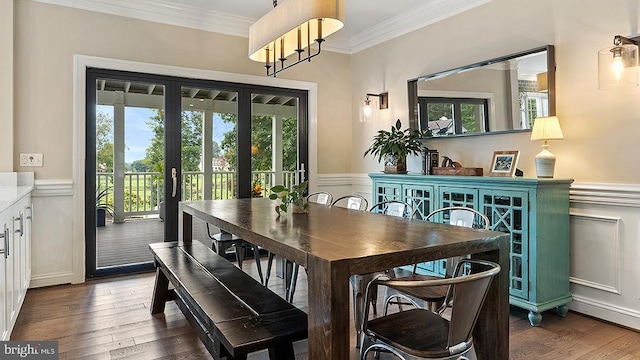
[{"left": 490, "top": 150, "right": 520, "bottom": 177}]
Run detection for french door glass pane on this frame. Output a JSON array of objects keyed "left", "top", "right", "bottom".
[
  {"left": 251, "top": 93, "right": 301, "bottom": 198},
  {"left": 181, "top": 86, "right": 238, "bottom": 201},
  {"left": 95, "top": 79, "right": 165, "bottom": 269}
]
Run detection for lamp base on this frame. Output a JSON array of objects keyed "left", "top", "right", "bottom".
[{"left": 535, "top": 145, "right": 556, "bottom": 178}]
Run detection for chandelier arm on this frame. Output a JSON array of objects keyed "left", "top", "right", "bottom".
[{"left": 266, "top": 41, "right": 322, "bottom": 77}]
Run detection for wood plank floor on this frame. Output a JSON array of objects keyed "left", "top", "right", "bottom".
[{"left": 13, "top": 251, "right": 640, "bottom": 359}]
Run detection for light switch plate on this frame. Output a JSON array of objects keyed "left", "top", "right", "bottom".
[{"left": 20, "top": 153, "right": 43, "bottom": 167}]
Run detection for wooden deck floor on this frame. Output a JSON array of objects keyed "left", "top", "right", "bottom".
[
  {"left": 13, "top": 253, "right": 640, "bottom": 359},
  {"left": 95, "top": 217, "right": 211, "bottom": 268}
]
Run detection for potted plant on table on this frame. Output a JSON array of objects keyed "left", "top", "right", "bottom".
[
  {"left": 364, "top": 119, "right": 424, "bottom": 174},
  {"left": 268, "top": 181, "right": 309, "bottom": 215}
]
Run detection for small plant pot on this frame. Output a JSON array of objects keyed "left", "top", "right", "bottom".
[
  {"left": 96, "top": 207, "right": 106, "bottom": 227},
  {"left": 384, "top": 155, "right": 407, "bottom": 174}
]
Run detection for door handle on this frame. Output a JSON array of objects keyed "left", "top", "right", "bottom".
[
  {"left": 15, "top": 213, "right": 23, "bottom": 237},
  {"left": 171, "top": 167, "right": 178, "bottom": 198}
]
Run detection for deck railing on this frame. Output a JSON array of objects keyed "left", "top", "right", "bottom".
[{"left": 96, "top": 169, "right": 305, "bottom": 218}]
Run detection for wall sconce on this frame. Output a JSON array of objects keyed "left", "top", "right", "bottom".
[
  {"left": 363, "top": 92, "right": 388, "bottom": 121},
  {"left": 530, "top": 116, "right": 564, "bottom": 178},
  {"left": 598, "top": 35, "right": 640, "bottom": 89}
]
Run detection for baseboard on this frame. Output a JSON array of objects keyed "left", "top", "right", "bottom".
[
  {"left": 570, "top": 295, "right": 640, "bottom": 330},
  {"left": 29, "top": 272, "right": 74, "bottom": 288}
]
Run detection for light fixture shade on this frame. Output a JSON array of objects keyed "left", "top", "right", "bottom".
[
  {"left": 249, "top": 0, "right": 344, "bottom": 63},
  {"left": 536, "top": 72, "right": 548, "bottom": 92},
  {"left": 530, "top": 116, "right": 563, "bottom": 141},
  {"left": 598, "top": 43, "right": 639, "bottom": 89}
]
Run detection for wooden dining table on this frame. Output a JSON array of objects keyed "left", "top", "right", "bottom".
[{"left": 178, "top": 198, "right": 510, "bottom": 360}]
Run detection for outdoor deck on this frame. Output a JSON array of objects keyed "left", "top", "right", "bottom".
[{"left": 96, "top": 217, "right": 211, "bottom": 268}]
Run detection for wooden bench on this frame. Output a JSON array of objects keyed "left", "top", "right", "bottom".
[{"left": 149, "top": 241, "right": 308, "bottom": 360}]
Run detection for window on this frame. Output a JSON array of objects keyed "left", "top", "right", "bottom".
[{"left": 418, "top": 97, "right": 489, "bottom": 136}]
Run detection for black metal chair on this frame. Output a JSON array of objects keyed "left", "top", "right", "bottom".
[
  {"left": 206, "top": 223, "right": 264, "bottom": 284},
  {"left": 264, "top": 190, "right": 335, "bottom": 303},
  {"left": 361, "top": 259, "right": 501, "bottom": 360}
]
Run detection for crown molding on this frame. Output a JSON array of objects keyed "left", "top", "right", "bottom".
[
  {"left": 31, "top": 0, "right": 254, "bottom": 38},
  {"left": 32, "top": 0, "right": 492, "bottom": 55},
  {"left": 349, "top": 0, "right": 492, "bottom": 53}
]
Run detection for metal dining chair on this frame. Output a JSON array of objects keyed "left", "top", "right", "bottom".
[
  {"left": 361, "top": 259, "right": 501, "bottom": 360},
  {"left": 383, "top": 206, "right": 490, "bottom": 314},
  {"left": 265, "top": 190, "right": 335, "bottom": 303},
  {"left": 348, "top": 199, "right": 414, "bottom": 348},
  {"left": 206, "top": 223, "right": 264, "bottom": 284},
  {"left": 332, "top": 194, "right": 369, "bottom": 211},
  {"left": 307, "top": 191, "right": 333, "bottom": 205}
]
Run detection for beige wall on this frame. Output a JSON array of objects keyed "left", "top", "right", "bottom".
[
  {"left": 12, "top": 0, "right": 352, "bottom": 179},
  {"left": 352, "top": 0, "right": 640, "bottom": 184},
  {"left": 0, "top": 0, "right": 14, "bottom": 171}
]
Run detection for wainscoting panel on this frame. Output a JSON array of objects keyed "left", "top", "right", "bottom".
[
  {"left": 569, "top": 213, "right": 622, "bottom": 294},
  {"left": 569, "top": 182, "right": 640, "bottom": 330},
  {"left": 30, "top": 179, "right": 76, "bottom": 288}
]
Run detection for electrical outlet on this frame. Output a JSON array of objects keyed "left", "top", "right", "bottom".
[{"left": 20, "top": 153, "right": 43, "bottom": 167}]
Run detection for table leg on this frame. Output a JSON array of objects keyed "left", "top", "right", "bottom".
[
  {"left": 471, "top": 236, "right": 510, "bottom": 360},
  {"left": 306, "top": 256, "right": 350, "bottom": 360},
  {"left": 180, "top": 208, "right": 193, "bottom": 245}
]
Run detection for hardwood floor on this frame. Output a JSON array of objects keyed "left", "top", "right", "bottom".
[{"left": 12, "top": 252, "right": 640, "bottom": 359}]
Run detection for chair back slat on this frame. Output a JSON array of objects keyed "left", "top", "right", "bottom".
[
  {"left": 307, "top": 191, "right": 333, "bottom": 205},
  {"left": 448, "top": 271, "right": 495, "bottom": 347},
  {"left": 369, "top": 200, "right": 414, "bottom": 219},
  {"left": 331, "top": 195, "right": 369, "bottom": 211}
]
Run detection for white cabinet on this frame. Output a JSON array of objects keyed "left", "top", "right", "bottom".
[
  {"left": 0, "top": 214, "right": 8, "bottom": 340},
  {"left": 0, "top": 192, "right": 32, "bottom": 340}
]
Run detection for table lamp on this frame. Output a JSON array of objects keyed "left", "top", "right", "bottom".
[{"left": 530, "top": 116, "right": 564, "bottom": 178}]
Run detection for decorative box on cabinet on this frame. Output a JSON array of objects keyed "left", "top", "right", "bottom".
[{"left": 370, "top": 173, "right": 573, "bottom": 326}]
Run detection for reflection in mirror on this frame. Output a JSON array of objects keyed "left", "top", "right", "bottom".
[{"left": 408, "top": 46, "right": 555, "bottom": 138}]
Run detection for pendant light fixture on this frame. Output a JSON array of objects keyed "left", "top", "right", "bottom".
[{"left": 248, "top": 0, "right": 344, "bottom": 77}]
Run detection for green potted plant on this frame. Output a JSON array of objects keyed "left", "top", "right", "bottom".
[
  {"left": 96, "top": 187, "right": 115, "bottom": 227},
  {"left": 364, "top": 119, "right": 424, "bottom": 173},
  {"left": 268, "top": 181, "right": 309, "bottom": 215}
]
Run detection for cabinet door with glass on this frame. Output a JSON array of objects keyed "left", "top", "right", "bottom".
[
  {"left": 403, "top": 184, "right": 435, "bottom": 220},
  {"left": 439, "top": 187, "right": 478, "bottom": 209},
  {"left": 373, "top": 182, "right": 402, "bottom": 204},
  {"left": 480, "top": 190, "right": 529, "bottom": 300}
]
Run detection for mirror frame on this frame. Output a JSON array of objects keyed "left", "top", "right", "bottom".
[{"left": 408, "top": 45, "right": 555, "bottom": 137}]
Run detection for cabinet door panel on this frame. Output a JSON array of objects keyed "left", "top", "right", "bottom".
[
  {"left": 373, "top": 182, "right": 402, "bottom": 204},
  {"left": 480, "top": 190, "right": 529, "bottom": 299},
  {"left": 404, "top": 185, "right": 435, "bottom": 220},
  {"left": 439, "top": 187, "right": 478, "bottom": 209}
]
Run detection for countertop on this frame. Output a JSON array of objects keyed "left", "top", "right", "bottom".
[
  {"left": 0, "top": 172, "right": 35, "bottom": 213},
  {"left": 0, "top": 185, "right": 34, "bottom": 213}
]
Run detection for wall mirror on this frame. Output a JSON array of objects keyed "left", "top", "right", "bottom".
[{"left": 408, "top": 45, "right": 555, "bottom": 138}]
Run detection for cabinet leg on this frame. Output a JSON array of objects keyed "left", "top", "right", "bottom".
[
  {"left": 556, "top": 304, "right": 569, "bottom": 317},
  {"left": 528, "top": 311, "right": 542, "bottom": 326}
]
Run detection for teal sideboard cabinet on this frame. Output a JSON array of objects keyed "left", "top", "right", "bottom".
[{"left": 369, "top": 173, "right": 573, "bottom": 326}]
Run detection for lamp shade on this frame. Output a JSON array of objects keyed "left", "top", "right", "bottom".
[
  {"left": 249, "top": 0, "right": 344, "bottom": 63},
  {"left": 537, "top": 72, "right": 548, "bottom": 92},
  {"left": 598, "top": 43, "right": 639, "bottom": 89},
  {"left": 530, "top": 116, "right": 563, "bottom": 141}
]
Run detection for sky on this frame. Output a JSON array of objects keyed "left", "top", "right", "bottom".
[{"left": 96, "top": 105, "right": 232, "bottom": 164}]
